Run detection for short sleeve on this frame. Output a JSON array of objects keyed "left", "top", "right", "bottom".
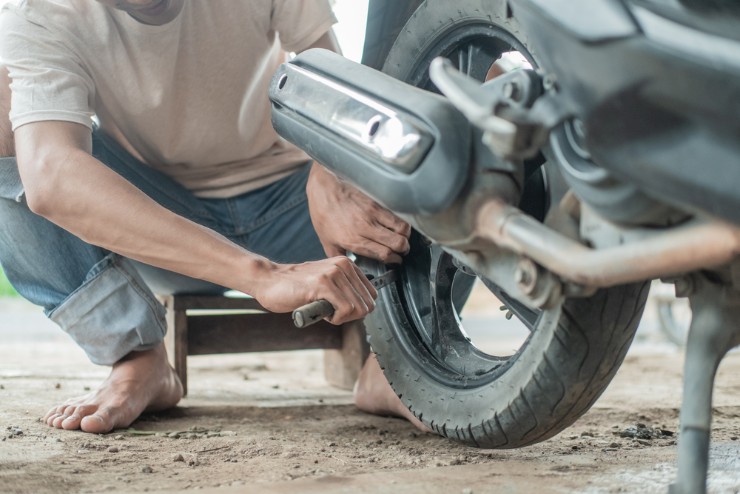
[
  {"left": 270, "top": 0, "right": 337, "bottom": 53},
  {"left": 0, "top": 5, "right": 95, "bottom": 131}
]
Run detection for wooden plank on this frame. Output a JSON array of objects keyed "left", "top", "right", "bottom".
[
  {"left": 323, "top": 320, "right": 370, "bottom": 390},
  {"left": 163, "top": 296, "right": 190, "bottom": 396},
  {"left": 187, "top": 313, "right": 342, "bottom": 355},
  {"left": 172, "top": 295, "right": 266, "bottom": 312}
]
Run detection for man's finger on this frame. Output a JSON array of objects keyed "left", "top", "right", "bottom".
[
  {"left": 372, "top": 207, "right": 412, "bottom": 237},
  {"left": 315, "top": 273, "right": 353, "bottom": 324},
  {"left": 328, "top": 271, "right": 368, "bottom": 324},
  {"left": 332, "top": 257, "right": 376, "bottom": 312},
  {"left": 322, "top": 242, "right": 345, "bottom": 259},
  {"left": 349, "top": 239, "right": 403, "bottom": 265},
  {"left": 364, "top": 224, "right": 410, "bottom": 256}
]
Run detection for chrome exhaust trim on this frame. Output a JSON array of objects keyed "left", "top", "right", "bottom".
[
  {"left": 269, "top": 49, "right": 474, "bottom": 215},
  {"left": 272, "top": 63, "right": 434, "bottom": 174}
]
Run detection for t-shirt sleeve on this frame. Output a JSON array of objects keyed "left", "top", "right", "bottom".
[
  {"left": 270, "top": 0, "right": 337, "bottom": 53},
  {"left": 0, "top": 6, "right": 95, "bottom": 131}
]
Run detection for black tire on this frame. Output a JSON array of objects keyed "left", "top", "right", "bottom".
[
  {"left": 360, "top": 0, "right": 651, "bottom": 448},
  {"left": 362, "top": 0, "right": 425, "bottom": 70}
]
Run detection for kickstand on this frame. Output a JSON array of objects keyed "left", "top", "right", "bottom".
[{"left": 670, "top": 274, "right": 740, "bottom": 494}]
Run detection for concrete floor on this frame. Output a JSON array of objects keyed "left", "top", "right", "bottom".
[{"left": 1, "top": 293, "right": 739, "bottom": 493}]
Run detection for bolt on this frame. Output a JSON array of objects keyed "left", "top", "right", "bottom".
[
  {"left": 515, "top": 267, "right": 531, "bottom": 286},
  {"left": 515, "top": 258, "right": 539, "bottom": 295},
  {"left": 502, "top": 81, "right": 520, "bottom": 101}
]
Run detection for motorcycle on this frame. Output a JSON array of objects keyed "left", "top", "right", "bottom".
[{"left": 269, "top": 1, "right": 740, "bottom": 492}]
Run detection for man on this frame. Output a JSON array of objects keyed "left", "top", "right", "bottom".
[{"left": 0, "top": 0, "right": 424, "bottom": 433}]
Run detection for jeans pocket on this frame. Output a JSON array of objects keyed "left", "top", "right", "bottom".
[{"left": 0, "top": 157, "right": 24, "bottom": 202}]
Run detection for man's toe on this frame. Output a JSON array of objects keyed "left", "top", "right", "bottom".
[
  {"left": 47, "top": 405, "right": 74, "bottom": 427},
  {"left": 44, "top": 404, "right": 67, "bottom": 423},
  {"left": 61, "top": 415, "right": 82, "bottom": 430},
  {"left": 52, "top": 411, "right": 72, "bottom": 429},
  {"left": 45, "top": 413, "right": 61, "bottom": 427},
  {"left": 61, "top": 405, "right": 94, "bottom": 430},
  {"left": 80, "top": 409, "right": 115, "bottom": 434}
]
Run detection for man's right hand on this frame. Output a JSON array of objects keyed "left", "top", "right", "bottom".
[
  {"left": 307, "top": 163, "right": 411, "bottom": 265},
  {"left": 252, "top": 256, "right": 378, "bottom": 325}
]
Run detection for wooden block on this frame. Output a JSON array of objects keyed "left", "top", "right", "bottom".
[
  {"left": 187, "top": 313, "right": 342, "bottom": 355},
  {"left": 163, "top": 294, "right": 356, "bottom": 396},
  {"left": 171, "top": 295, "right": 266, "bottom": 312},
  {"left": 323, "top": 320, "right": 370, "bottom": 390},
  {"left": 162, "top": 295, "right": 189, "bottom": 396}
]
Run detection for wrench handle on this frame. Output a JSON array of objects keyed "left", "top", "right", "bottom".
[{"left": 292, "top": 299, "right": 335, "bottom": 328}]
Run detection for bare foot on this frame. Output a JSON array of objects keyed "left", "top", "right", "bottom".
[
  {"left": 43, "top": 343, "right": 182, "bottom": 434},
  {"left": 353, "top": 354, "right": 432, "bottom": 433}
]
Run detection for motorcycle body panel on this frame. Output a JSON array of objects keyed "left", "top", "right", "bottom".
[{"left": 515, "top": 0, "right": 740, "bottom": 225}]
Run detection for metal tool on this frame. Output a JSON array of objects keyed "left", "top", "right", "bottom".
[{"left": 292, "top": 270, "right": 398, "bottom": 328}]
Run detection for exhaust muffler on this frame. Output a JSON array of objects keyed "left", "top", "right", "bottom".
[{"left": 269, "top": 49, "right": 474, "bottom": 215}]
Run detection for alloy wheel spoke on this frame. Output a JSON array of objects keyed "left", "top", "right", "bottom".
[
  {"left": 456, "top": 43, "right": 481, "bottom": 77},
  {"left": 427, "top": 247, "right": 476, "bottom": 364}
]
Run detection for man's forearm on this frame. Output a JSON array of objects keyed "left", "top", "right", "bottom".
[
  {"left": 16, "top": 129, "right": 273, "bottom": 296},
  {"left": 0, "top": 67, "right": 14, "bottom": 157},
  {"left": 29, "top": 148, "right": 377, "bottom": 321}
]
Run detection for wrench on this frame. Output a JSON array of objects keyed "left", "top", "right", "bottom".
[{"left": 292, "top": 270, "right": 398, "bottom": 328}]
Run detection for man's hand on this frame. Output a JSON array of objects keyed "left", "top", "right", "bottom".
[
  {"left": 307, "top": 163, "right": 411, "bottom": 264},
  {"left": 253, "top": 256, "right": 377, "bottom": 325}
]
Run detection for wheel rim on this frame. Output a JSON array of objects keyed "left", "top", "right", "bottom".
[
  {"left": 386, "top": 16, "right": 545, "bottom": 389},
  {"left": 403, "top": 23, "right": 535, "bottom": 91},
  {"left": 399, "top": 234, "right": 512, "bottom": 380}
]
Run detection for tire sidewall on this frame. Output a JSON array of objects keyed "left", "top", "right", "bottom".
[{"left": 382, "top": 0, "right": 529, "bottom": 81}]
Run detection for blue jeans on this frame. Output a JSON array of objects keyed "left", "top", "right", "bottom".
[{"left": 0, "top": 130, "right": 324, "bottom": 365}]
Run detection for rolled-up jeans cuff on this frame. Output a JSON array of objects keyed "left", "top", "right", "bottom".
[
  {"left": 0, "top": 156, "right": 24, "bottom": 202},
  {"left": 48, "top": 253, "right": 167, "bottom": 366}
]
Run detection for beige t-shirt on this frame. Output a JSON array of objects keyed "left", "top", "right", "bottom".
[{"left": 0, "top": 0, "right": 336, "bottom": 197}]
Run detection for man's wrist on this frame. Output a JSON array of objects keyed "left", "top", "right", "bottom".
[{"left": 233, "top": 254, "right": 277, "bottom": 299}]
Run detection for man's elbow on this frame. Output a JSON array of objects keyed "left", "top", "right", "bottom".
[
  {"left": 19, "top": 156, "right": 61, "bottom": 218},
  {"left": 24, "top": 184, "right": 55, "bottom": 219},
  {"left": 13, "top": 120, "right": 92, "bottom": 218}
]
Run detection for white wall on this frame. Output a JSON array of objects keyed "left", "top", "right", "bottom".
[{"left": 332, "top": 0, "right": 369, "bottom": 62}]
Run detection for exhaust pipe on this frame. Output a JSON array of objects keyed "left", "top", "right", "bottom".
[{"left": 269, "top": 49, "right": 474, "bottom": 215}]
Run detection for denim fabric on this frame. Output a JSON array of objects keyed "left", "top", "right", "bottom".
[{"left": 0, "top": 130, "right": 324, "bottom": 365}]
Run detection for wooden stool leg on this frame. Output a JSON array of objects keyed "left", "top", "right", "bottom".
[
  {"left": 163, "top": 296, "right": 189, "bottom": 396},
  {"left": 323, "top": 320, "right": 370, "bottom": 390}
]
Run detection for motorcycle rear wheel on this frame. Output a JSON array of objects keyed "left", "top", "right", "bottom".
[{"left": 360, "top": 0, "right": 650, "bottom": 448}]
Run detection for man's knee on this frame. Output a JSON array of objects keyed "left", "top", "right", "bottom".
[{"left": 0, "top": 67, "right": 14, "bottom": 158}]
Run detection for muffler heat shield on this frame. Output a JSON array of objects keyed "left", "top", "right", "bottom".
[{"left": 269, "top": 49, "right": 472, "bottom": 215}]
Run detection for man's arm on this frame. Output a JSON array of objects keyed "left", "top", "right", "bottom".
[
  {"left": 299, "top": 30, "right": 412, "bottom": 264},
  {"left": 14, "top": 120, "right": 376, "bottom": 323},
  {"left": 0, "top": 67, "right": 13, "bottom": 157}
]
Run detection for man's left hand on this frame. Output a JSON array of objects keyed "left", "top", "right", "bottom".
[{"left": 307, "top": 163, "right": 411, "bottom": 264}]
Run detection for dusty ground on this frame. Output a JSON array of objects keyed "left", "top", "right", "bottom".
[{"left": 1, "top": 290, "right": 739, "bottom": 494}]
